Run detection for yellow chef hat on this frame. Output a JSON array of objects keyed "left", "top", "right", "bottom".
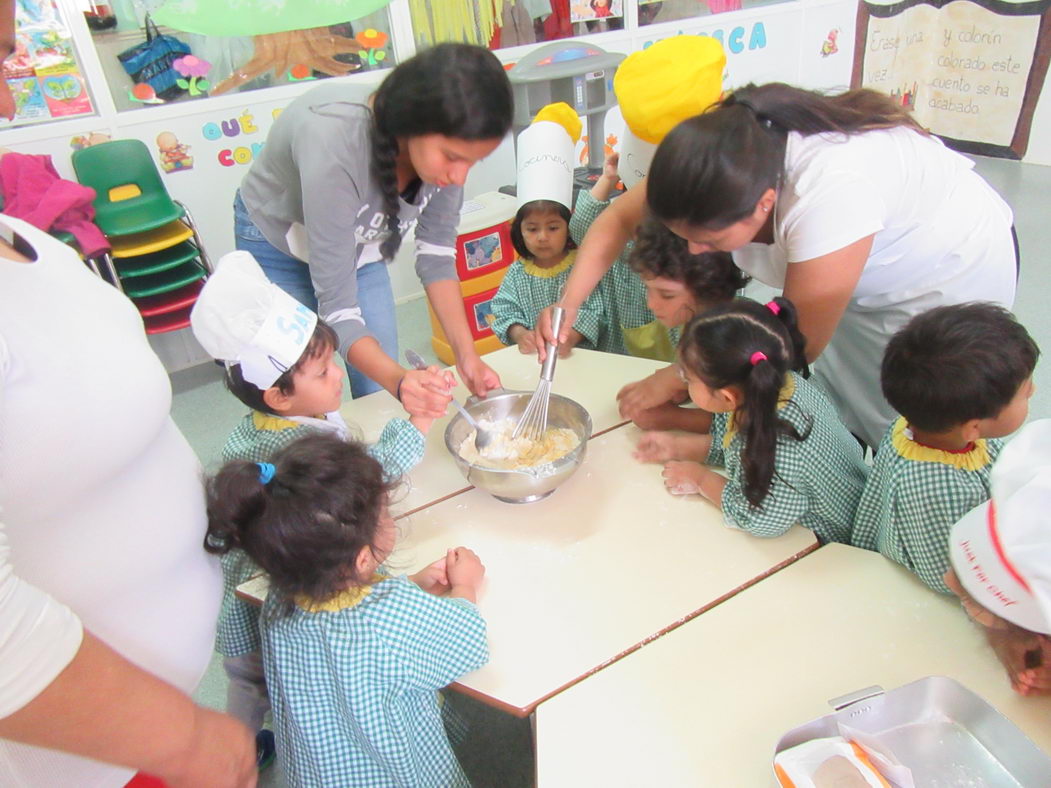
[
  {"left": 533, "top": 101, "right": 582, "bottom": 144},
  {"left": 614, "top": 35, "right": 726, "bottom": 145}
]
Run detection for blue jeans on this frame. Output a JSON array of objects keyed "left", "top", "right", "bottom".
[{"left": 233, "top": 192, "right": 398, "bottom": 398}]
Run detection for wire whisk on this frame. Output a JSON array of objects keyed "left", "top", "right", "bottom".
[{"left": 513, "top": 307, "right": 566, "bottom": 443}]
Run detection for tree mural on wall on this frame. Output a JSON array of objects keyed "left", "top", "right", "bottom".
[{"left": 147, "top": 0, "right": 392, "bottom": 95}]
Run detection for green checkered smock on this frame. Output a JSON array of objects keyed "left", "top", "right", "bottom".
[
  {"left": 489, "top": 250, "right": 617, "bottom": 352},
  {"left": 214, "top": 412, "right": 425, "bottom": 657},
  {"left": 262, "top": 575, "right": 487, "bottom": 787},
  {"left": 707, "top": 372, "right": 869, "bottom": 544},
  {"left": 570, "top": 189, "right": 680, "bottom": 361},
  {"left": 852, "top": 417, "right": 1002, "bottom": 594}
]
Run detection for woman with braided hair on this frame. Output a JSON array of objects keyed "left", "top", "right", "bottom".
[
  {"left": 235, "top": 44, "right": 512, "bottom": 418},
  {"left": 539, "top": 82, "right": 1017, "bottom": 448}
]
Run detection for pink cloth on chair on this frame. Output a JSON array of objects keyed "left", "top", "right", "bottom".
[{"left": 0, "top": 152, "right": 110, "bottom": 257}]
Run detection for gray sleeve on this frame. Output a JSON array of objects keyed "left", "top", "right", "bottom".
[
  {"left": 293, "top": 121, "right": 374, "bottom": 358},
  {"left": 413, "top": 185, "right": 462, "bottom": 287}
]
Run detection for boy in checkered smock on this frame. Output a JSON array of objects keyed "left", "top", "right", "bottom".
[
  {"left": 191, "top": 252, "right": 438, "bottom": 763},
  {"left": 615, "top": 218, "right": 750, "bottom": 433},
  {"left": 852, "top": 303, "right": 1038, "bottom": 594},
  {"left": 205, "top": 434, "right": 487, "bottom": 788},
  {"left": 634, "top": 298, "right": 869, "bottom": 544}
]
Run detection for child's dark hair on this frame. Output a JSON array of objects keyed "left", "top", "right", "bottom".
[
  {"left": 224, "top": 320, "right": 338, "bottom": 416},
  {"left": 679, "top": 297, "right": 810, "bottom": 507},
  {"left": 371, "top": 44, "right": 513, "bottom": 260},
  {"left": 205, "top": 433, "right": 396, "bottom": 607},
  {"left": 629, "top": 218, "right": 750, "bottom": 305},
  {"left": 882, "top": 302, "right": 1039, "bottom": 433},
  {"left": 647, "top": 83, "right": 927, "bottom": 232},
  {"left": 509, "top": 199, "right": 575, "bottom": 260}
]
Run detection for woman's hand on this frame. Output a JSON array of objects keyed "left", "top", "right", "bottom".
[
  {"left": 533, "top": 304, "right": 580, "bottom": 363},
  {"left": 398, "top": 367, "right": 455, "bottom": 419},
  {"left": 157, "top": 707, "right": 257, "bottom": 788},
  {"left": 617, "top": 367, "right": 685, "bottom": 420},
  {"left": 457, "top": 352, "right": 501, "bottom": 398}
]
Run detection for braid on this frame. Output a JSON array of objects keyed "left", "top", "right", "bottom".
[{"left": 371, "top": 114, "right": 404, "bottom": 261}]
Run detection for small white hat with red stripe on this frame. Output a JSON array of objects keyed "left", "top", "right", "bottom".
[{"left": 949, "top": 419, "right": 1051, "bottom": 634}]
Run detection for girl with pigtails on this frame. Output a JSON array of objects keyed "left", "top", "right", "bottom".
[
  {"left": 634, "top": 298, "right": 869, "bottom": 544},
  {"left": 540, "top": 81, "right": 1017, "bottom": 449},
  {"left": 234, "top": 44, "right": 513, "bottom": 417}
]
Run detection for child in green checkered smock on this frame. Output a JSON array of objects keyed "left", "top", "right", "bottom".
[
  {"left": 569, "top": 154, "right": 680, "bottom": 362},
  {"left": 490, "top": 197, "right": 615, "bottom": 355},
  {"left": 212, "top": 322, "right": 430, "bottom": 737},
  {"left": 635, "top": 298, "right": 868, "bottom": 543},
  {"left": 852, "top": 303, "right": 1039, "bottom": 593},
  {"left": 205, "top": 434, "right": 487, "bottom": 788},
  {"left": 615, "top": 217, "right": 751, "bottom": 433}
]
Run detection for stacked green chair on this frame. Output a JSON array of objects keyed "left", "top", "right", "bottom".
[{"left": 72, "top": 139, "right": 211, "bottom": 334}]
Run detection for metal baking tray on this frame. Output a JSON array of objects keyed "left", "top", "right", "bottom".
[{"left": 773, "top": 676, "right": 1051, "bottom": 787}]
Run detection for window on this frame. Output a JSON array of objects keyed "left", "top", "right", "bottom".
[{"left": 76, "top": 1, "right": 395, "bottom": 113}]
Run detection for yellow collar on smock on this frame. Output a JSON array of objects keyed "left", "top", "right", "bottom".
[
  {"left": 521, "top": 249, "right": 576, "bottom": 278},
  {"left": 890, "top": 417, "right": 991, "bottom": 471}
]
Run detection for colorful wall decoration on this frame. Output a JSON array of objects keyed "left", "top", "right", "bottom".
[{"left": 2, "top": 0, "right": 94, "bottom": 127}]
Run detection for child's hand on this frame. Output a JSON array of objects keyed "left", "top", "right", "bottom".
[
  {"left": 446, "top": 546, "right": 485, "bottom": 601},
  {"left": 662, "top": 460, "right": 716, "bottom": 498},
  {"left": 602, "top": 151, "right": 620, "bottom": 180},
  {"left": 618, "top": 369, "right": 683, "bottom": 420},
  {"left": 409, "top": 414, "right": 436, "bottom": 435},
  {"left": 516, "top": 332, "right": 537, "bottom": 355},
  {"left": 634, "top": 431, "right": 678, "bottom": 463},
  {"left": 412, "top": 556, "right": 450, "bottom": 596},
  {"left": 557, "top": 329, "right": 585, "bottom": 359},
  {"left": 399, "top": 366, "right": 455, "bottom": 419}
]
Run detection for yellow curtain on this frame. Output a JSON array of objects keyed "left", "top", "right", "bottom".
[{"left": 409, "top": 0, "right": 505, "bottom": 46}]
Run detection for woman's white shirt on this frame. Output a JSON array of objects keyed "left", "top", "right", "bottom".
[
  {"left": 0, "top": 217, "right": 222, "bottom": 787},
  {"left": 733, "top": 127, "right": 1016, "bottom": 445}
]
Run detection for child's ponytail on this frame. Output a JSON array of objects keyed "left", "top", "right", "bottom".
[
  {"left": 766, "top": 295, "right": 810, "bottom": 378},
  {"left": 205, "top": 434, "right": 396, "bottom": 608},
  {"left": 204, "top": 461, "right": 270, "bottom": 555},
  {"left": 679, "top": 298, "right": 810, "bottom": 506}
]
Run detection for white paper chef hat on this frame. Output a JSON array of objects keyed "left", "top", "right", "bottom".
[
  {"left": 190, "top": 250, "right": 318, "bottom": 389},
  {"left": 516, "top": 102, "right": 581, "bottom": 210},
  {"left": 949, "top": 419, "right": 1051, "bottom": 635}
]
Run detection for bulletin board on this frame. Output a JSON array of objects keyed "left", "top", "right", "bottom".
[{"left": 852, "top": 0, "right": 1051, "bottom": 158}]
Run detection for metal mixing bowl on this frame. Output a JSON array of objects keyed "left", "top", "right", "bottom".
[{"left": 444, "top": 389, "right": 593, "bottom": 504}]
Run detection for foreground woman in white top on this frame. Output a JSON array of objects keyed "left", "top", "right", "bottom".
[
  {"left": 0, "top": 216, "right": 254, "bottom": 787},
  {"left": 542, "top": 83, "right": 1016, "bottom": 447}
]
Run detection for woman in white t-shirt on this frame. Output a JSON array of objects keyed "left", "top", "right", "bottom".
[
  {"left": 0, "top": 215, "right": 255, "bottom": 787},
  {"left": 540, "top": 83, "right": 1016, "bottom": 447}
]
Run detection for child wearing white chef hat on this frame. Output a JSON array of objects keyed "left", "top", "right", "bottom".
[
  {"left": 490, "top": 102, "right": 615, "bottom": 357},
  {"left": 190, "top": 250, "right": 433, "bottom": 752},
  {"left": 948, "top": 418, "right": 1051, "bottom": 696}
]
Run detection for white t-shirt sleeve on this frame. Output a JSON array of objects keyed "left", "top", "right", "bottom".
[
  {"left": 0, "top": 335, "right": 83, "bottom": 719},
  {"left": 780, "top": 169, "right": 886, "bottom": 263}
]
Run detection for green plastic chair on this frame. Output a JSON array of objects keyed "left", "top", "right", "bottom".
[{"left": 71, "top": 139, "right": 185, "bottom": 237}]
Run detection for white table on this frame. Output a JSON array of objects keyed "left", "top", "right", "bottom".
[
  {"left": 340, "top": 347, "right": 669, "bottom": 516},
  {"left": 392, "top": 424, "right": 817, "bottom": 716},
  {"left": 534, "top": 544, "right": 1051, "bottom": 785}
]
